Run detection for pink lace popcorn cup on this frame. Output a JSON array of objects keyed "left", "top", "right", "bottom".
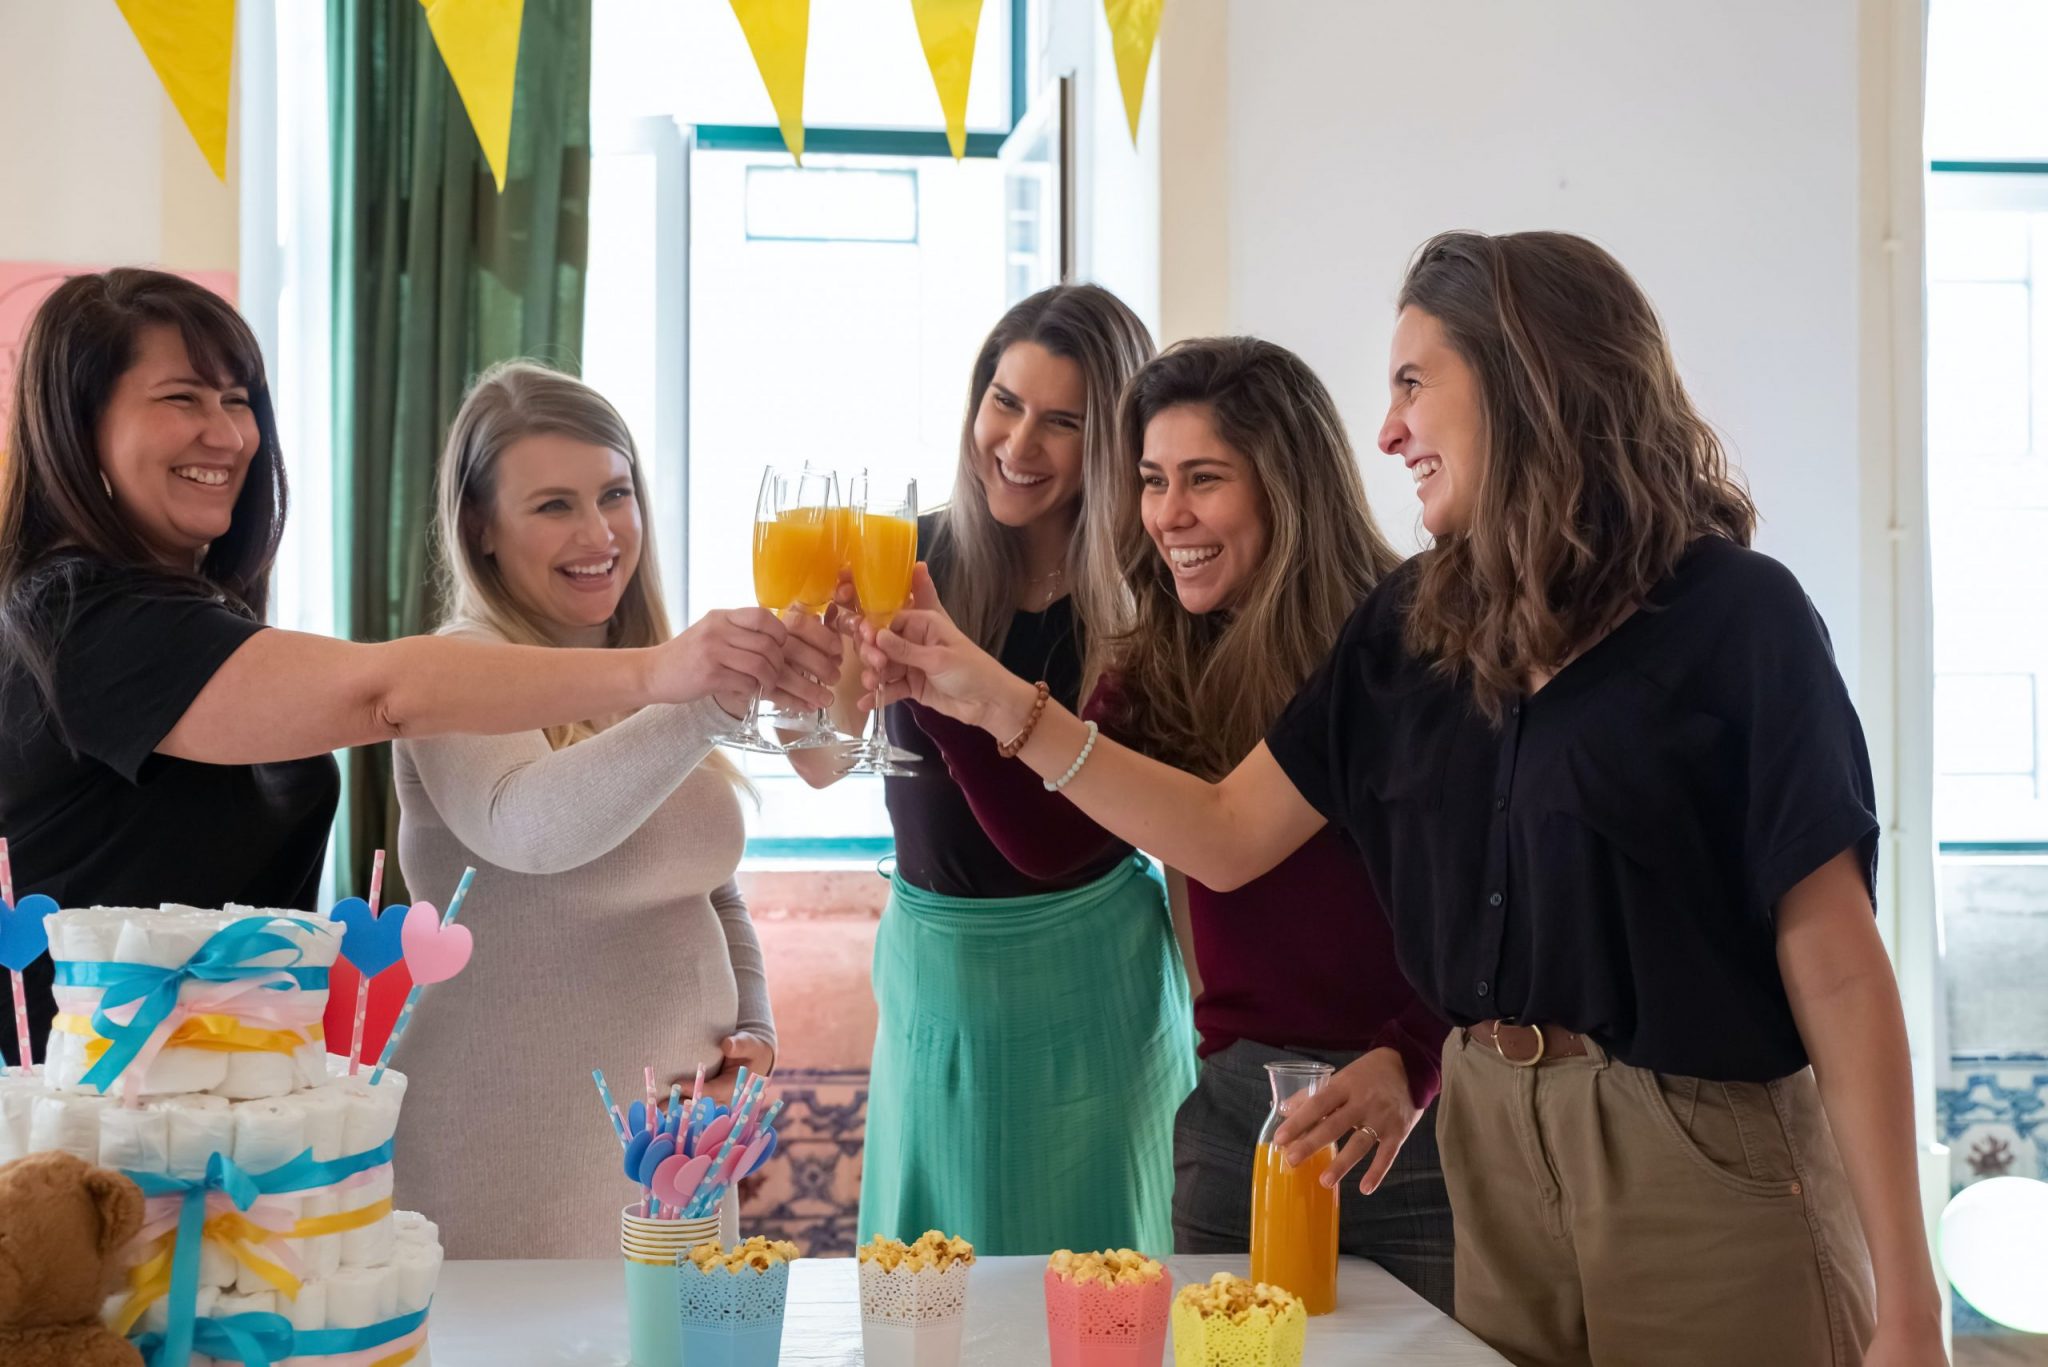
[
  {"left": 857, "top": 1232, "right": 976, "bottom": 1367},
  {"left": 1169, "top": 1272, "right": 1308, "bottom": 1367},
  {"left": 1043, "top": 1249, "right": 1174, "bottom": 1367},
  {"left": 676, "top": 1238, "right": 797, "bottom": 1367}
]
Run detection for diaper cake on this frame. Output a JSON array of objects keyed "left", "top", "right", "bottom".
[{"left": 1, "top": 903, "right": 445, "bottom": 1367}]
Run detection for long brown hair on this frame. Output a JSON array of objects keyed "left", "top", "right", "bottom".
[
  {"left": 1097, "top": 338, "right": 1400, "bottom": 778},
  {"left": 433, "top": 360, "right": 744, "bottom": 788},
  {"left": 0, "top": 269, "right": 286, "bottom": 710},
  {"left": 931, "top": 284, "right": 1155, "bottom": 671},
  {"left": 1397, "top": 231, "right": 1756, "bottom": 721}
]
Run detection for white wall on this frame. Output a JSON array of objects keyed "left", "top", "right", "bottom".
[
  {"left": 0, "top": 1, "right": 236, "bottom": 271},
  {"left": 1166, "top": 0, "right": 1869, "bottom": 690}
]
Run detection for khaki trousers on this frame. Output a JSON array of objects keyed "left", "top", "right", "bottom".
[{"left": 1437, "top": 1028, "right": 1876, "bottom": 1367}]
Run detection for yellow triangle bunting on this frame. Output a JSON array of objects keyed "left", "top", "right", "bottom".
[
  {"left": 115, "top": 0, "right": 237, "bottom": 180},
  {"left": 418, "top": 0, "right": 526, "bottom": 193},
  {"left": 1102, "top": 0, "right": 1164, "bottom": 146},
  {"left": 730, "top": 0, "right": 811, "bottom": 164},
  {"left": 910, "top": 0, "right": 983, "bottom": 160}
]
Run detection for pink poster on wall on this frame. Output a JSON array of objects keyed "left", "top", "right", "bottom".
[{"left": 0, "top": 262, "right": 238, "bottom": 431}]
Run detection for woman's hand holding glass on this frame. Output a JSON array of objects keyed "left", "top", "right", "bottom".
[
  {"left": 1270, "top": 1046, "right": 1421, "bottom": 1196},
  {"left": 653, "top": 607, "right": 838, "bottom": 720},
  {"left": 857, "top": 565, "right": 1041, "bottom": 737}
]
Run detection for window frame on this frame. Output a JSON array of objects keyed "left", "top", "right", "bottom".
[{"left": 1927, "top": 158, "right": 2048, "bottom": 856}]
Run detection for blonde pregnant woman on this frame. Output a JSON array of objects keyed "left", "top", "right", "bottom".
[{"left": 389, "top": 362, "right": 840, "bottom": 1257}]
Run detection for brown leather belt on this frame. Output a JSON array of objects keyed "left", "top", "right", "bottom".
[{"left": 1471, "top": 1020, "right": 1588, "bottom": 1067}]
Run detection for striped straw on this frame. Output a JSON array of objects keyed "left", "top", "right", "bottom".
[
  {"left": 370, "top": 866, "right": 474, "bottom": 1085},
  {"left": 1, "top": 838, "right": 29, "bottom": 1079},
  {"left": 347, "top": 850, "right": 386, "bottom": 1076},
  {"left": 593, "top": 1070, "right": 628, "bottom": 1148},
  {"left": 687, "top": 1076, "right": 768, "bottom": 1217}
]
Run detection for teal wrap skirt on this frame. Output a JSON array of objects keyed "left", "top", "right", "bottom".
[{"left": 858, "top": 854, "right": 1197, "bottom": 1256}]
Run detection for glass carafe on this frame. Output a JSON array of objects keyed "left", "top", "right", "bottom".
[{"left": 1250, "top": 1060, "right": 1339, "bottom": 1315}]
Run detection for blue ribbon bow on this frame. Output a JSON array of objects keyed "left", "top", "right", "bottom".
[
  {"left": 126, "top": 1153, "right": 262, "bottom": 1367},
  {"left": 64, "top": 916, "right": 323, "bottom": 1093},
  {"left": 134, "top": 1311, "right": 295, "bottom": 1367}
]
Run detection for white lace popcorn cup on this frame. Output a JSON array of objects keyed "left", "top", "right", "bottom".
[{"left": 858, "top": 1257, "right": 972, "bottom": 1367}]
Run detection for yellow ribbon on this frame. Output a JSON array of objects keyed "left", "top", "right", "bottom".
[
  {"left": 292, "top": 1197, "right": 394, "bottom": 1239},
  {"left": 373, "top": 1347, "right": 421, "bottom": 1367},
  {"left": 55, "top": 1011, "right": 323, "bottom": 1061},
  {"left": 114, "top": 1205, "right": 314, "bottom": 1332}
]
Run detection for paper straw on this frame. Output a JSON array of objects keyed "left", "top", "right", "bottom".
[
  {"left": 744, "top": 1098, "right": 784, "bottom": 1147},
  {"left": 370, "top": 866, "right": 474, "bottom": 1085},
  {"left": 593, "top": 1070, "right": 628, "bottom": 1148},
  {"left": 1, "top": 838, "right": 30, "bottom": 1079},
  {"left": 666, "top": 1083, "right": 682, "bottom": 1136},
  {"left": 348, "top": 850, "right": 386, "bottom": 1076},
  {"left": 687, "top": 1077, "right": 768, "bottom": 1217}
]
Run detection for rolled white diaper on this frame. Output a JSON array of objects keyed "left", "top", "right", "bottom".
[
  {"left": 231, "top": 1098, "right": 308, "bottom": 1173},
  {"left": 0, "top": 1070, "right": 45, "bottom": 1161},
  {"left": 153, "top": 1094, "right": 236, "bottom": 1178},
  {"left": 289, "top": 1276, "right": 329, "bottom": 1333},
  {"left": 292, "top": 1191, "right": 343, "bottom": 1279},
  {"left": 98, "top": 1105, "right": 171, "bottom": 1172},
  {"left": 30, "top": 1090, "right": 110, "bottom": 1160},
  {"left": 338, "top": 1167, "right": 396, "bottom": 1268},
  {"left": 217, "top": 1049, "right": 300, "bottom": 1101},
  {"left": 216, "top": 1289, "right": 279, "bottom": 1318},
  {"left": 392, "top": 1211, "right": 440, "bottom": 1248},
  {"left": 391, "top": 1241, "right": 444, "bottom": 1316},
  {"left": 296, "top": 1084, "right": 350, "bottom": 1162},
  {"left": 322, "top": 1265, "right": 397, "bottom": 1330}
]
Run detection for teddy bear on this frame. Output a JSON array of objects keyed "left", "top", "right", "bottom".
[{"left": 0, "top": 1150, "right": 145, "bottom": 1367}]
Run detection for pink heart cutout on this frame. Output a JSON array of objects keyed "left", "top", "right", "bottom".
[
  {"left": 401, "top": 902, "right": 473, "bottom": 985},
  {"left": 653, "top": 1153, "right": 712, "bottom": 1211}
]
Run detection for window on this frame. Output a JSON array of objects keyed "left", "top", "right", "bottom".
[
  {"left": 585, "top": 0, "right": 1059, "bottom": 862},
  {"left": 1925, "top": 0, "right": 2048, "bottom": 845}
]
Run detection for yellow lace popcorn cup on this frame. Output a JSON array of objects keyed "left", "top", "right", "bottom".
[{"left": 1169, "top": 1274, "right": 1308, "bottom": 1367}]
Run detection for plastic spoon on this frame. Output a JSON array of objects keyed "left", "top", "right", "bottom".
[
  {"left": 653, "top": 1152, "right": 712, "bottom": 1213},
  {"left": 741, "top": 1129, "right": 779, "bottom": 1177}
]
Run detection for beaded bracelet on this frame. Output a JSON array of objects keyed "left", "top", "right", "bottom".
[
  {"left": 1045, "top": 720, "right": 1100, "bottom": 792},
  {"left": 997, "top": 680, "right": 1051, "bottom": 758}
]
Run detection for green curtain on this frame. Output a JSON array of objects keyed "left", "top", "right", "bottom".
[{"left": 329, "top": 0, "right": 592, "bottom": 902}]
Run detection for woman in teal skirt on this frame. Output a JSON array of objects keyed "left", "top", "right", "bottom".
[{"left": 806, "top": 285, "right": 1193, "bottom": 1254}]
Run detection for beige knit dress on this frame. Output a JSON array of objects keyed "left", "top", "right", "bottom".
[{"left": 388, "top": 692, "right": 772, "bottom": 1258}]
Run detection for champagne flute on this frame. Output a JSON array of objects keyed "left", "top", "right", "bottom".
[
  {"left": 846, "top": 472, "right": 922, "bottom": 776},
  {"left": 717, "top": 464, "right": 813, "bottom": 752},
  {"left": 767, "top": 467, "right": 844, "bottom": 750}
]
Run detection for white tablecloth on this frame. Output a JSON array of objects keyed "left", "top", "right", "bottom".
[{"left": 428, "top": 1254, "right": 1509, "bottom": 1365}]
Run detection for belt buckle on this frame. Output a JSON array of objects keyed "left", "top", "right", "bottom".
[{"left": 1490, "top": 1020, "right": 1546, "bottom": 1068}]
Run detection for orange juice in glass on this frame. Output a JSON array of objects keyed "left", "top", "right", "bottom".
[
  {"left": 754, "top": 511, "right": 823, "bottom": 612},
  {"left": 852, "top": 512, "right": 917, "bottom": 625},
  {"left": 1250, "top": 1061, "right": 1339, "bottom": 1315},
  {"left": 846, "top": 474, "right": 919, "bottom": 776}
]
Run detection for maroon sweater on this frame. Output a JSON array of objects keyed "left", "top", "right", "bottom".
[{"left": 912, "top": 679, "right": 1447, "bottom": 1107}]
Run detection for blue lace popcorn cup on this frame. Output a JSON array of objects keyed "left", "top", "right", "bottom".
[{"left": 676, "top": 1251, "right": 791, "bottom": 1367}]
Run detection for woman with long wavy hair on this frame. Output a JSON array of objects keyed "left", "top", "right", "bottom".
[
  {"left": 910, "top": 336, "right": 1455, "bottom": 1308},
  {"left": 862, "top": 234, "right": 1942, "bottom": 1366},
  {"left": 803, "top": 283, "right": 1195, "bottom": 1255},
  {"left": 388, "top": 361, "right": 795, "bottom": 1257}
]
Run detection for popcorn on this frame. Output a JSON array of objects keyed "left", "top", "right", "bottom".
[
  {"left": 686, "top": 1235, "right": 802, "bottom": 1274},
  {"left": 1172, "top": 1272, "right": 1300, "bottom": 1325},
  {"left": 1046, "top": 1248, "right": 1165, "bottom": 1287},
  {"left": 858, "top": 1230, "right": 977, "bottom": 1273}
]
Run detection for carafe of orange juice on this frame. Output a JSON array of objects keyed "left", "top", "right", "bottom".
[{"left": 1250, "top": 1060, "right": 1339, "bottom": 1315}]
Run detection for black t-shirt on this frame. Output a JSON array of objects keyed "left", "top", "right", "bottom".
[
  {"left": 1265, "top": 536, "right": 1878, "bottom": 1082},
  {"left": 0, "top": 558, "right": 340, "bottom": 1065},
  {"left": 882, "top": 514, "right": 1125, "bottom": 899}
]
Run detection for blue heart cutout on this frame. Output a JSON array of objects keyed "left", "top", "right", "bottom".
[
  {"left": 0, "top": 894, "right": 58, "bottom": 973},
  {"left": 331, "top": 896, "right": 407, "bottom": 977}
]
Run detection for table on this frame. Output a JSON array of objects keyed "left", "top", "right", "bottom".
[{"left": 429, "top": 1254, "right": 1510, "bottom": 1365}]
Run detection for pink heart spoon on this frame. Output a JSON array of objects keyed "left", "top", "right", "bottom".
[
  {"left": 653, "top": 1152, "right": 712, "bottom": 1212},
  {"left": 692, "top": 1112, "right": 737, "bottom": 1157}
]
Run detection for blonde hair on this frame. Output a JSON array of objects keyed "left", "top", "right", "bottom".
[
  {"left": 931, "top": 284, "right": 1155, "bottom": 682},
  {"left": 433, "top": 360, "right": 748, "bottom": 788},
  {"left": 1094, "top": 338, "right": 1401, "bottom": 778}
]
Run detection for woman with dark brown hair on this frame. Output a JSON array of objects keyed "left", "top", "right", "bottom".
[
  {"left": 0, "top": 269, "right": 838, "bottom": 1065},
  {"left": 863, "top": 233, "right": 1943, "bottom": 1365}
]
